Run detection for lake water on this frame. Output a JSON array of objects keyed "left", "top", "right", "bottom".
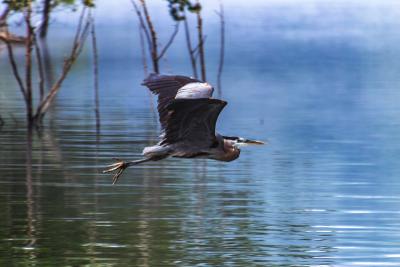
[{"left": 1, "top": 1, "right": 400, "bottom": 266}]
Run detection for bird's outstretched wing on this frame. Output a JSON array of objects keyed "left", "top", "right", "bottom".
[
  {"left": 161, "top": 98, "right": 227, "bottom": 148},
  {"left": 142, "top": 73, "right": 213, "bottom": 131}
]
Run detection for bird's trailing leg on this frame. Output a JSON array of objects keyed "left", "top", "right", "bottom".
[{"left": 103, "top": 158, "right": 152, "bottom": 185}]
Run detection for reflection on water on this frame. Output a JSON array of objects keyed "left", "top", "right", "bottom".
[{"left": 2, "top": 0, "right": 400, "bottom": 266}]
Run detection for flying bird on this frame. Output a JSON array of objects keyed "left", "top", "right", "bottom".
[{"left": 104, "top": 74, "right": 264, "bottom": 184}]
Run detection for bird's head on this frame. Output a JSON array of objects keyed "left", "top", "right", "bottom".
[{"left": 223, "top": 136, "right": 265, "bottom": 149}]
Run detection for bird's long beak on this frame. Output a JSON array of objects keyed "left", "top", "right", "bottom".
[{"left": 244, "top": 139, "right": 266, "bottom": 145}]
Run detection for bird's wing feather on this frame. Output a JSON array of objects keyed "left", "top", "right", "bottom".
[
  {"left": 161, "top": 98, "right": 227, "bottom": 148},
  {"left": 175, "top": 82, "right": 214, "bottom": 99},
  {"left": 142, "top": 73, "right": 212, "bottom": 131}
]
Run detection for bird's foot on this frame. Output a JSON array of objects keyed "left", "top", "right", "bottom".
[{"left": 103, "top": 159, "right": 129, "bottom": 185}]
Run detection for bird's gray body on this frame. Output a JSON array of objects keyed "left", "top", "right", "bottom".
[
  {"left": 104, "top": 73, "right": 263, "bottom": 184},
  {"left": 143, "top": 134, "right": 240, "bottom": 162}
]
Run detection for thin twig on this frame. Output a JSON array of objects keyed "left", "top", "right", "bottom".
[
  {"left": 0, "top": 6, "right": 10, "bottom": 22},
  {"left": 75, "top": 18, "right": 91, "bottom": 55},
  {"left": 0, "top": 37, "right": 27, "bottom": 101},
  {"left": 183, "top": 14, "right": 198, "bottom": 78},
  {"left": 24, "top": 1, "right": 34, "bottom": 122},
  {"left": 193, "top": 35, "right": 207, "bottom": 55},
  {"left": 196, "top": 1, "right": 206, "bottom": 81},
  {"left": 157, "top": 23, "right": 179, "bottom": 60},
  {"left": 137, "top": 21, "right": 157, "bottom": 119},
  {"left": 193, "top": 35, "right": 207, "bottom": 61},
  {"left": 138, "top": 21, "right": 148, "bottom": 76},
  {"left": 73, "top": 7, "right": 87, "bottom": 45},
  {"left": 140, "top": 0, "right": 159, "bottom": 73},
  {"left": 40, "top": 40, "right": 54, "bottom": 89},
  {"left": 130, "top": 0, "right": 152, "bottom": 59},
  {"left": 90, "top": 13, "right": 100, "bottom": 131},
  {"left": 33, "top": 34, "right": 45, "bottom": 102},
  {"left": 216, "top": 3, "right": 225, "bottom": 96}
]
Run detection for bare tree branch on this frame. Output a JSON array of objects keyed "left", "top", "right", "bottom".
[
  {"left": 90, "top": 13, "right": 100, "bottom": 131},
  {"left": 196, "top": 0, "right": 206, "bottom": 81},
  {"left": 73, "top": 7, "right": 87, "bottom": 45},
  {"left": 183, "top": 14, "right": 198, "bottom": 78},
  {"left": 131, "top": 0, "right": 158, "bottom": 75},
  {"left": 34, "top": 9, "right": 91, "bottom": 122},
  {"left": 39, "top": 0, "right": 51, "bottom": 38},
  {"left": 33, "top": 34, "right": 45, "bottom": 102},
  {"left": 157, "top": 22, "right": 179, "bottom": 60},
  {"left": 132, "top": 0, "right": 181, "bottom": 73},
  {"left": 75, "top": 18, "right": 91, "bottom": 55},
  {"left": 0, "top": 36, "right": 27, "bottom": 101},
  {"left": 139, "top": 0, "right": 159, "bottom": 73},
  {"left": 0, "top": 6, "right": 10, "bottom": 22},
  {"left": 216, "top": 3, "right": 225, "bottom": 95},
  {"left": 138, "top": 21, "right": 148, "bottom": 76},
  {"left": 130, "top": 0, "right": 152, "bottom": 58},
  {"left": 24, "top": 1, "right": 34, "bottom": 122},
  {"left": 192, "top": 34, "right": 207, "bottom": 55}
]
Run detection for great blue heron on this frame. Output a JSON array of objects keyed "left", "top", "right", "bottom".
[{"left": 104, "top": 74, "right": 264, "bottom": 184}]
